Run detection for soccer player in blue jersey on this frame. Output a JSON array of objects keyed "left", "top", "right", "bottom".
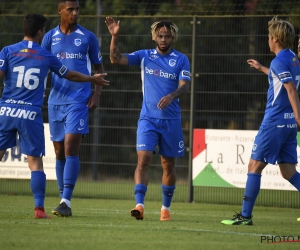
[
  {"left": 0, "top": 13, "right": 108, "bottom": 219},
  {"left": 221, "top": 16, "right": 300, "bottom": 225},
  {"left": 41, "top": 0, "right": 106, "bottom": 217},
  {"left": 105, "top": 16, "right": 191, "bottom": 221}
]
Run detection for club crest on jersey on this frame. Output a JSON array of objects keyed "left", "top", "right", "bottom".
[
  {"left": 80, "top": 119, "right": 84, "bottom": 126},
  {"left": 169, "top": 59, "right": 176, "bottom": 67},
  {"left": 0, "top": 60, "right": 4, "bottom": 67},
  {"left": 74, "top": 39, "right": 81, "bottom": 46}
]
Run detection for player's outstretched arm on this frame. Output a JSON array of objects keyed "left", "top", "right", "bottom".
[
  {"left": 65, "top": 71, "right": 109, "bottom": 86},
  {"left": 247, "top": 59, "right": 269, "bottom": 75},
  {"left": 105, "top": 16, "right": 128, "bottom": 65}
]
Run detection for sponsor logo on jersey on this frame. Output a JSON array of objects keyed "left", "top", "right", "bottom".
[
  {"left": 0, "top": 60, "right": 4, "bottom": 67},
  {"left": 149, "top": 54, "right": 159, "bottom": 60},
  {"left": 287, "top": 124, "right": 297, "bottom": 128},
  {"left": 98, "top": 52, "right": 102, "bottom": 61},
  {"left": 5, "top": 99, "right": 32, "bottom": 105},
  {"left": 145, "top": 67, "right": 177, "bottom": 80},
  {"left": 57, "top": 52, "right": 83, "bottom": 60},
  {"left": 284, "top": 113, "right": 295, "bottom": 119},
  {"left": 278, "top": 71, "right": 292, "bottom": 80},
  {"left": 169, "top": 59, "right": 176, "bottom": 67},
  {"left": 252, "top": 143, "right": 257, "bottom": 151},
  {"left": 136, "top": 144, "right": 146, "bottom": 147},
  {"left": 0, "top": 106, "right": 37, "bottom": 120},
  {"left": 52, "top": 37, "right": 61, "bottom": 42},
  {"left": 182, "top": 70, "right": 190, "bottom": 78},
  {"left": 12, "top": 52, "right": 44, "bottom": 61},
  {"left": 59, "top": 65, "right": 67, "bottom": 75},
  {"left": 74, "top": 39, "right": 81, "bottom": 46},
  {"left": 51, "top": 37, "right": 61, "bottom": 45},
  {"left": 19, "top": 49, "right": 37, "bottom": 54}
]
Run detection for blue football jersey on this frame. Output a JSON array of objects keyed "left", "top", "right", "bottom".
[
  {"left": 41, "top": 24, "right": 103, "bottom": 105},
  {"left": 0, "top": 40, "right": 69, "bottom": 107},
  {"left": 126, "top": 49, "right": 191, "bottom": 119},
  {"left": 262, "top": 49, "right": 300, "bottom": 125}
]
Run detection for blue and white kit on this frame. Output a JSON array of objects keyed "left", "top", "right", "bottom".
[{"left": 126, "top": 48, "right": 191, "bottom": 157}]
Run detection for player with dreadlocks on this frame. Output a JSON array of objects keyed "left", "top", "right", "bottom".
[{"left": 105, "top": 16, "right": 191, "bottom": 221}]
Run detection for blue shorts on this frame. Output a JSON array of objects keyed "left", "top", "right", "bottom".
[
  {"left": 0, "top": 104, "right": 45, "bottom": 157},
  {"left": 251, "top": 124, "right": 297, "bottom": 164},
  {"left": 48, "top": 103, "right": 89, "bottom": 142},
  {"left": 136, "top": 115, "right": 184, "bottom": 158}
]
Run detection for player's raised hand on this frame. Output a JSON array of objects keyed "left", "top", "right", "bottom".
[
  {"left": 105, "top": 16, "right": 120, "bottom": 36},
  {"left": 92, "top": 73, "right": 110, "bottom": 86},
  {"left": 247, "top": 59, "right": 262, "bottom": 71}
]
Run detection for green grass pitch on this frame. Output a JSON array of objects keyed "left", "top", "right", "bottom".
[{"left": 1, "top": 194, "right": 300, "bottom": 250}]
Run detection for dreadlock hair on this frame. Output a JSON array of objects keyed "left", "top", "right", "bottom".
[{"left": 151, "top": 20, "right": 178, "bottom": 42}]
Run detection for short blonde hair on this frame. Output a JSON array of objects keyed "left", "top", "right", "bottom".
[
  {"left": 151, "top": 20, "right": 178, "bottom": 41},
  {"left": 268, "top": 16, "right": 295, "bottom": 49}
]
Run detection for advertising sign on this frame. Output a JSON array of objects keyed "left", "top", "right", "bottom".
[{"left": 193, "top": 129, "right": 300, "bottom": 190}]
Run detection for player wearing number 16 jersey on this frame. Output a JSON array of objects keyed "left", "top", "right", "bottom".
[{"left": 0, "top": 13, "right": 108, "bottom": 219}]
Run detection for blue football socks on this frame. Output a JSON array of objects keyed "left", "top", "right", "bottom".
[
  {"left": 31, "top": 171, "right": 46, "bottom": 207},
  {"left": 241, "top": 173, "right": 261, "bottom": 218},
  {"left": 162, "top": 184, "right": 176, "bottom": 208},
  {"left": 55, "top": 159, "right": 66, "bottom": 198},
  {"left": 62, "top": 156, "right": 80, "bottom": 201},
  {"left": 289, "top": 172, "right": 300, "bottom": 191},
  {"left": 134, "top": 184, "right": 147, "bottom": 205}
]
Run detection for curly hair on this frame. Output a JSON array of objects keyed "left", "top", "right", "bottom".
[{"left": 151, "top": 20, "right": 178, "bottom": 41}]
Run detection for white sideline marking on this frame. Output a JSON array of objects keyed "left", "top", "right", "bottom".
[{"left": 180, "top": 228, "right": 274, "bottom": 237}]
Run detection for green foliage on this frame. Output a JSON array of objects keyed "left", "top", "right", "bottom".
[{"left": 0, "top": 0, "right": 298, "bottom": 16}]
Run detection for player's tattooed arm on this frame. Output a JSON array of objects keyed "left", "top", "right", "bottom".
[
  {"left": 109, "top": 36, "right": 128, "bottom": 65},
  {"left": 106, "top": 16, "right": 128, "bottom": 66},
  {"left": 170, "top": 79, "right": 190, "bottom": 99},
  {"left": 157, "top": 79, "right": 190, "bottom": 110}
]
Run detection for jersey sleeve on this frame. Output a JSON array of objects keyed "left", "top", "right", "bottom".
[
  {"left": 0, "top": 47, "right": 8, "bottom": 72},
  {"left": 178, "top": 55, "right": 191, "bottom": 81},
  {"left": 48, "top": 52, "right": 69, "bottom": 78},
  {"left": 41, "top": 31, "right": 52, "bottom": 52},
  {"left": 126, "top": 51, "right": 143, "bottom": 66},
  {"left": 87, "top": 32, "right": 103, "bottom": 65},
  {"left": 271, "top": 58, "right": 293, "bottom": 84}
]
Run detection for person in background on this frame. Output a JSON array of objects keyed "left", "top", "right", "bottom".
[
  {"left": 0, "top": 13, "right": 108, "bottom": 219},
  {"left": 221, "top": 16, "right": 300, "bottom": 225},
  {"left": 105, "top": 16, "right": 190, "bottom": 221},
  {"left": 41, "top": 0, "right": 106, "bottom": 217}
]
